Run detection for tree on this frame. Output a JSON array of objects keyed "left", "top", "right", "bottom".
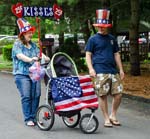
[
  {"left": 57, "top": 0, "right": 101, "bottom": 41},
  {"left": 129, "top": 0, "right": 140, "bottom": 76},
  {"left": 0, "top": 2, "right": 17, "bottom": 35},
  {"left": 101, "top": 0, "right": 110, "bottom": 8}
]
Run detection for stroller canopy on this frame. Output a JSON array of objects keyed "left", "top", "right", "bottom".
[{"left": 50, "top": 52, "right": 78, "bottom": 77}]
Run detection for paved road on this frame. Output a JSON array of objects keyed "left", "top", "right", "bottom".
[{"left": 0, "top": 72, "right": 150, "bottom": 139}]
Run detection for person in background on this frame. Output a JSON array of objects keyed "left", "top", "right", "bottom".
[
  {"left": 12, "top": 18, "right": 50, "bottom": 126},
  {"left": 85, "top": 9, "right": 125, "bottom": 127}
]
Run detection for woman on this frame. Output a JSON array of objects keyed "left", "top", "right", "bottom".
[{"left": 12, "top": 18, "right": 50, "bottom": 126}]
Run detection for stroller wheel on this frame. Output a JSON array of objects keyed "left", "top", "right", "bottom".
[
  {"left": 62, "top": 112, "right": 81, "bottom": 128},
  {"left": 36, "top": 105, "right": 55, "bottom": 131},
  {"left": 79, "top": 114, "right": 99, "bottom": 134}
]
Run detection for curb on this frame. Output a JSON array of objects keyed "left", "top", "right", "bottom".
[
  {"left": 0, "top": 70, "right": 12, "bottom": 74},
  {"left": 122, "top": 93, "right": 150, "bottom": 103}
]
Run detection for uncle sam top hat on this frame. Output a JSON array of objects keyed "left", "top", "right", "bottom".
[
  {"left": 17, "top": 18, "right": 36, "bottom": 36},
  {"left": 93, "top": 9, "right": 112, "bottom": 28}
]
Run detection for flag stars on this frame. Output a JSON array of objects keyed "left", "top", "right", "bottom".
[{"left": 53, "top": 77, "right": 82, "bottom": 101}]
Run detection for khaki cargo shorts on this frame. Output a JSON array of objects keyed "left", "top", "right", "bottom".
[{"left": 94, "top": 73, "right": 123, "bottom": 97}]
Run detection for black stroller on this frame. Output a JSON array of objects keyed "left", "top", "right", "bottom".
[{"left": 36, "top": 52, "right": 99, "bottom": 134}]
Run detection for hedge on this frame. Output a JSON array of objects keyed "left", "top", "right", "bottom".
[{"left": 2, "top": 44, "right": 13, "bottom": 61}]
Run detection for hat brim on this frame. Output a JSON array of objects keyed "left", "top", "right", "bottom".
[
  {"left": 19, "top": 26, "right": 36, "bottom": 37},
  {"left": 93, "top": 24, "right": 112, "bottom": 28}
]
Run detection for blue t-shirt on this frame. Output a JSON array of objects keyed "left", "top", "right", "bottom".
[
  {"left": 12, "top": 40, "right": 40, "bottom": 75},
  {"left": 85, "top": 33, "right": 119, "bottom": 74}
]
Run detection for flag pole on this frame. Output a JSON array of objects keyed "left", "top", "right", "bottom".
[{"left": 36, "top": 17, "right": 42, "bottom": 59}]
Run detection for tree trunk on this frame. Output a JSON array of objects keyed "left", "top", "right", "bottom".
[
  {"left": 111, "top": 7, "right": 118, "bottom": 37},
  {"left": 101, "top": 0, "right": 113, "bottom": 35},
  {"left": 129, "top": 0, "right": 141, "bottom": 76},
  {"left": 82, "top": 19, "right": 91, "bottom": 43},
  {"left": 59, "top": 32, "right": 64, "bottom": 47},
  {"left": 77, "top": 0, "right": 91, "bottom": 42},
  {"left": 101, "top": 0, "right": 110, "bottom": 8}
]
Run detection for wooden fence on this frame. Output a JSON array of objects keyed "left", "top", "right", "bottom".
[{"left": 119, "top": 43, "right": 150, "bottom": 62}]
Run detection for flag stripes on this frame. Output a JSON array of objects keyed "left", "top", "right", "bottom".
[{"left": 52, "top": 75, "right": 99, "bottom": 112}]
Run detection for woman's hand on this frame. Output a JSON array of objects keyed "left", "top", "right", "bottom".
[{"left": 31, "top": 57, "right": 39, "bottom": 62}]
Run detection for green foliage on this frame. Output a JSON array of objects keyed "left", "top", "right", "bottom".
[
  {"left": 60, "top": 37, "right": 80, "bottom": 57},
  {"left": 2, "top": 44, "right": 13, "bottom": 61},
  {"left": 148, "top": 52, "right": 150, "bottom": 58},
  {"left": 75, "top": 57, "right": 88, "bottom": 73},
  {"left": 0, "top": 54, "right": 12, "bottom": 70},
  {"left": 0, "top": 47, "right": 2, "bottom": 54},
  {"left": 59, "top": 37, "right": 87, "bottom": 73},
  {"left": 0, "top": 2, "right": 17, "bottom": 35},
  {"left": 0, "top": 0, "right": 149, "bottom": 36},
  {"left": 57, "top": 0, "right": 79, "bottom": 5},
  {"left": 32, "top": 38, "right": 38, "bottom": 44},
  {"left": 144, "top": 59, "right": 150, "bottom": 64},
  {"left": 0, "top": 39, "right": 15, "bottom": 55},
  {"left": 0, "top": 39, "right": 14, "bottom": 46}
]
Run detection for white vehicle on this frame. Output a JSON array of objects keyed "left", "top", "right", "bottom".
[
  {"left": 77, "top": 39, "right": 85, "bottom": 54},
  {"left": 138, "top": 36, "right": 147, "bottom": 44},
  {"left": 45, "top": 34, "right": 59, "bottom": 54},
  {"left": 0, "top": 35, "right": 18, "bottom": 41},
  {"left": 0, "top": 35, "right": 9, "bottom": 39},
  {"left": 45, "top": 33, "right": 86, "bottom": 54},
  {"left": 119, "top": 35, "right": 147, "bottom": 45}
]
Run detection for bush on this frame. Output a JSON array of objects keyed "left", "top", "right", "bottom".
[
  {"left": 59, "top": 37, "right": 87, "bottom": 73},
  {"left": 0, "top": 47, "right": 2, "bottom": 54},
  {"left": 2, "top": 44, "right": 13, "bottom": 61},
  {"left": 0, "top": 39, "right": 14, "bottom": 46}
]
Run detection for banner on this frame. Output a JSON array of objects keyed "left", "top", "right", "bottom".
[{"left": 11, "top": 3, "right": 63, "bottom": 20}]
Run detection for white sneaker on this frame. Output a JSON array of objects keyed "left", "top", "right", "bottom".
[{"left": 26, "top": 121, "right": 35, "bottom": 126}]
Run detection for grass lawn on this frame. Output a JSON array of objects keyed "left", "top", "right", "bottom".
[{"left": 0, "top": 55, "right": 12, "bottom": 71}]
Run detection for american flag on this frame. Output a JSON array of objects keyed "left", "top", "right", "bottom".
[{"left": 50, "top": 75, "right": 99, "bottom": 112}]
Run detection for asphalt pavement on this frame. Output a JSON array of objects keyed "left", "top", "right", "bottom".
[{"left": 0, "top": 72, "right": 150, "bottom": 139}]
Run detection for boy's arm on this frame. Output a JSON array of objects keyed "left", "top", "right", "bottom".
[
  {"left": 114, "top": 52, "right": 125, "bottom": 80},
  {"left": 85, "top": 51, "right": 96, "bottom": 77}
]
